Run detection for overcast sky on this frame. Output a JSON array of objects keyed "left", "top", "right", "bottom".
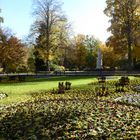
[{"left": 0, "top": 0, "right": 110, "bottom": 42}]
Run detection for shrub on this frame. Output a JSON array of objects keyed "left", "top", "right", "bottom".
[
  {"left": 65, "top": 82, "right": 71, "bottom": 90},
  {"left": 115, "top": 77, "right": 130, "bottom": 92},
  {"left": 16, "top": 65, "right": 28, "bottom": 73},
  {"left": 17, "top": 75, "right": 26, "bottom": 82},
  {"left": 58, "top": 82, "right": 65, "bottom": 94},
  {"left": 51, "top": 82, "right": 72, "bottom": 94},
  {"left": 8, "top": 76, "right": 17, "bottom": 81}
]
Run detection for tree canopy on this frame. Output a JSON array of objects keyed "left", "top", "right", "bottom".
[
  {"left": 104, "top": 0, "right": 140, "bottom": 69},
  {"left": 0, "top": 28, "right": 27, "bottom": 72}
]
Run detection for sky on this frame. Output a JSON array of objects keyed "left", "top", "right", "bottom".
[{"left": 0, "top": 0, "right": 110, "bottom": 42}]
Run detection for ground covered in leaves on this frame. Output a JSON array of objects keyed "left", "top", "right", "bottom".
[{"left": 0, "top": 79, "right": 140, "bottom": 139}]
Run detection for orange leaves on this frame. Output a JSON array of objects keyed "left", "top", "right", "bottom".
[{"left": 0, "top": 29, "right": 26, "bottom": 72}]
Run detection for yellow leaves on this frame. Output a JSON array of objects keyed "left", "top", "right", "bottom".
[
  {"left": 100, "top": 44, "right": 122, "bottom": 67},
  {"left": 133, "top": 30, "right": 140, "bottom": 60},
  {"left": 134, "top": 31, "right": 140, "bottom": 47},
  {"left": 74, "top": 34, "right": 86, "bottom": 45},
  {"left": 133, "top": 45, "right": 140, "bottom": 59}
]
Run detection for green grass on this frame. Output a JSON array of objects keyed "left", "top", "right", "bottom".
[
  {"left": 0, "top": 76, "right": 137, "bottom": 105},
  {"left": 0, "top": 76, "right": 98, "bottom": 105}
]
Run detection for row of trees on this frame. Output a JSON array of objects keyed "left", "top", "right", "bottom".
[
  {"left": 29, "top": 0, "right": 102, "bottom": 72},
  {"left": 30, "top": 34, "right": 101, "bottom": 72},
  {"left": 32, "top": 0, "right": 140, "bottom": 71},
  {"left": 0, "top": 0, "right": 140, "bottom": 73}
]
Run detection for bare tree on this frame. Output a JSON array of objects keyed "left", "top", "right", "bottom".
[{"left": 32, "top": 0, "right": 66, "bottom": 71}]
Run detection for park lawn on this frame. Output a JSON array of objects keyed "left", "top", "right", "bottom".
[
  {"left": 0, "top": 76, "right": 98, "bottom": 105},
  {"left": 0, "top": 76, "right": 136, "bottom": 105}
]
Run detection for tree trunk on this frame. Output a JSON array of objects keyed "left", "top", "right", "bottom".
[
  {"left": 127, "top": 37, "right": 133, "bottom": 70},
  {"left": 2, "top": 62, "right": 7, "bottom": 73},
  {"left": 46, "top": 59, "right": 50, "bottom": 72},
  {"left": 126, "top": 14, "right": 133, "bottom": 70}
]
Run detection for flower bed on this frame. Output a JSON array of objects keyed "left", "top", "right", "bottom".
[{"left": 0, "top": 89, "right": 140, "bottom": 139}]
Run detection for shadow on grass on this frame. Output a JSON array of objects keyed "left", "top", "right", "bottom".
[
  {"left": 0, "top": 82, "right": 38, "bottom": 87},
  {"left": 0, "top": 76, "right": 96, "bottom": 88},
  {"left": 26, "top": 76, "right": 96, "bottom": 82},
  {"left": 0, "top": 76, "right": 96, "bottom": 85}
]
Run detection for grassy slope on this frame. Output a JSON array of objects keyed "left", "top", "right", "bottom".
[{"left": 0, "top": 76, "right": 97, "bottom": 105}]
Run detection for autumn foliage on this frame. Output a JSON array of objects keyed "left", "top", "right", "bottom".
[{"left": 0, "top": 29, "right": 27, "bottom": 72}]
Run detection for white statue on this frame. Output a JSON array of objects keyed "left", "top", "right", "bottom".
[{"left": 96, "top": 47, "right": 103, "bottom": 69}]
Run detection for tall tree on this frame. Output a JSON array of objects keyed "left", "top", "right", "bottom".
[
  {"left": 32, "top": 0, "right": 66, "bottom": 71},
  {"left": 104, "top": 0, "right": 140, "bottom": 69}
]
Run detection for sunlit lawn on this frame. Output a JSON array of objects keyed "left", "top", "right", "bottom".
[
  {"left": 0, "top": 76, "right": 137, "bottom": 105},
  {"left": 0, "top": 76, "right": 98, "bottom": 105}
]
